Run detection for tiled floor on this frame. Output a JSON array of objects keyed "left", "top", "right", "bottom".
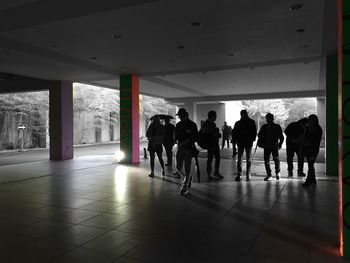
[{"left": 0, "top": 152, "right": 347, "bottom": 262}]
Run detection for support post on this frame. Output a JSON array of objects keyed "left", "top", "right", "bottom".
[
  {"left": 120, "top": 75, "right": 140, "bottom": 163},
  {"left": 49, "top": 81, "right": 73, "bottom": 160}
]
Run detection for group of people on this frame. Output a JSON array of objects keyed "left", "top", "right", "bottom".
[
  {"left": 146, "top": 108, "right": 323, "bottom": 195},
  {"left": 231, "top": 110, "right": 322, "bottom": 187}
]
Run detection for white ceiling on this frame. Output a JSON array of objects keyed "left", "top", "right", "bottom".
[{"left": 0, "top": 0, "right": 336, "bottom": 100}]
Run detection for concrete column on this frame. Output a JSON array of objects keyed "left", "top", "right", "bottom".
[
  {"left": 184, "top": 101, "right": 195, "bottom": 121},
  {"left": 322, "top": 54, "right": 338, "bottom": 176},
  {"left": 49, "top": 81, "right": 73, "bottom": 160},
  {"left": 339, "top": 0, "right": 350, "bottom": 256},
  {"left": 120, "top": 75, "right": 140, "bottom": 163}
]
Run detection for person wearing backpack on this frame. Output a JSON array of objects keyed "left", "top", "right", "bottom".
[
  {"left": 258, "top": 113, "right": 284, "bottom": 181},
  {"left": 175, "top": 108, "right": 198, "bottom": 195},
  {"left": 232, "top": 110, "right": 257, "bottom": 181},
  {"left": 201, "top": 110, "right": 223, "bottom": 180}
]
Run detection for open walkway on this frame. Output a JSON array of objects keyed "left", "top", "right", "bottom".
[{"left": 0, "top": 145, "right": 345, "bottom": 262}]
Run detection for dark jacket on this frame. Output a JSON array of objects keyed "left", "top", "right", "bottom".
[
  {"left": 222, "top": 124, "right": 232, "bottom": 139},
  {"left": 146, "top": 123, "right": 164, "bottom": 151},
  {"left": 202, "top": 120, "right": 220, "bottom": 147},
  {"left": 258, "top": 123, "right": 284, "bottom": 149},
  {"left": 163, "top": 123, "right": 175, "bottom": 146},
  {"left": 302, "top": 125, "right": 323, "bottom": 157},
  {"left": 175, "top": 119, "right": 198, "bottom": 150},
  {"left": 232, "top": 118, "right": 257, "bottom": 147},
  {"left": 284, "top": 122, "right": 303, "bottom": 146}
]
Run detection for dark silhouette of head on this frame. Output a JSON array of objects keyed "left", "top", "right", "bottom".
[
  {"left": 308, "top": 114, "right": 319, "bottom": 126},
  {"left": 152, "top": 115, "right": 161, "bottom": 126},
  {"left": 224, "top": 121, "right": 227, "bottom": 125},
  {"left": 240, "top": 110, "right": 248, "bottom": 120},
  {"left": 176, "top": 108, "right": 188, "bottom": 121},
  {"left": 265, "top": 113, "right": 274, "bottom": 124},
  {"left": 208, "top": 111, "right": 217, "bottom": 121},
  {"left": 298, "top": 117, "right": 308, "bottom": 128}
]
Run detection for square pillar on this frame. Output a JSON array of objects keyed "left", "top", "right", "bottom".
[
  {"left": 339, "top": 0, "right": 350, "bottom": 256},
  {"left": 120, "top": 75, "right": 140, "bottom": 163},
  {"left": 323, "top": 55, "right": 338, "bottom": 176},
  {"left": 49, "top": 81, "right": 73, "bottom": 160}
]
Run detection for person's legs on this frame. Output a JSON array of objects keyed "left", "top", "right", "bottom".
[
  {"left": 149, "top": 151, "right": 155, "bottom": 177},
  {"left": 156, "top": 150, "right": 165, "bottom": 175},
  {"left": 245, "top": 145, "right": 252, "bottom": 177},
  {"left": 176, "top": 149, "right": 184, "bottom": 176},
  {"left": 207, "top": 147, "right": 214, "bottom": 176},
  {"left": 297, "top": 152, "right": 305, "bottom": 176},
  {"left": 264, "top": 149, "right": 272, "bottom": 181},
  {"left": 164, "top": 144, "right": 173, "bottom": 166},
  {"left": 236, "top": 145, "right": 244, "bottom": 175},
  {"left": 221, "top": 138, "right": 225, "bottom": 149},
  {"left": 303, "top": 155, "right": 317, "bottom": 186},
  {"left": 286, "top": 143, "right": 295, "bottom": 176},
  {"left": 272, "top": 148, "right": 280, "bottom": 178},
  {"left": 213, "top": 144, "right": 223, "bottom": 178},
  {"left": 226, "top": 139, "right": 230, "bottom": 148},
  {"left": 180, "top": 149, "right": 192, "bottom": 195}
]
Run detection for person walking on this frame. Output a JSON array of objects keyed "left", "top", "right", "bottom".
[
  {"left": 175, "top": 108, "right": 198, "bottom": 195},
  {"left": 258, "top": 113, "right": 284, "bottom": 181},
  {"left": 146, "top": 115, "right": 165, "bottom": 178},
  {"left": 221, "top": 121, "right": 232, "bottom": 149},
  {"left": 301, "top": 114, "right": 323, "bottom": 187},
  {"left": 202, "top": 110, "right": 223, "bottom": 180},
  {"left": 232, "top": 110, "right": 257, "bottom": 181},
  {"left": 284, "top": 118, "right": 308, "bottom": 178},
  {"left": 163, "top": 118, "right": 175, "bottom": 166}
]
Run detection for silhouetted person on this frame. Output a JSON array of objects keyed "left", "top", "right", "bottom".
[
  {"left": 175, "top": 108, "right": 198, "bottom": 195},
  {"left": 146, "top": 115, "right": 165, "bottom": 177},
  {"left": 302, "top": 114, "right": 323, "bottom": 187},
  {"left": 202, "top": 110, "right": 223, "bottom": 180},
  {"left": 232, "top": 110, "right": 257, "bottom": 181},
  {"left": 284, "top": 118, "right": 308, "bottom": 178},
  {"left": 221, "top": 122, "right": 232, "bottom": 149},
  {"left": 231, "top": 131, "right": 237, "bottom": 157},
  {"left": 163, "top": 118, "right": 175, "bottom": 166},
  {"left": 258, "top": 113, "right": 284, "bottom": 181}
]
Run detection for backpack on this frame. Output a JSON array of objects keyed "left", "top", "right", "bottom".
[{"left": 197, "top": 128, "right": 210, "bottom": 149}]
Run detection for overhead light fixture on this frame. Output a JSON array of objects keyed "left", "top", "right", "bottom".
[
  {"left": 169, "top": 59, "right": 175, "bottom": 64},
  {"left": 296, "top": 28, "right": 306, "bottom": 33},
  {"left": 4, "top": 51, "right": 12, "bottom": 56},
  {"left": 52, "top": 44, "right": 60, "bottom": 49},
  {"left": 289, "top": 4, "right": 304, "bottom": 11},
  {"left": 90, "top": 56, "right": 97, "bottom": 60},
  {"left": 177, "top": 45, "right": 185, "bottom": 50},
  {"left": 190, "top": 22, "right": 201, "bottom": 27},
  {"left": 298, "top": 44, "right": 308, "bottom": 49},
  {"left": 228, "top": 53, "right": 236, "bottom": 57},
  {"left": 112, "top": 34, "right": 122, "bottom": 39}
]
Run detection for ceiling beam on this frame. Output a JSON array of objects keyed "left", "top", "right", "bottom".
[
  {"left": 139, "top": 56, "right": 322, "bottom": 77},
  {"left": 167, "top": 90, "right": 325, "bottom": 103}
]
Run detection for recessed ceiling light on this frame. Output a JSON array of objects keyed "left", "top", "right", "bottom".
[
  {"left": 249, "top": 67, "right": 254, "bottom": 70},
  {"left": 190, "top": 22, "right": 201, "bottom": 27},
  {"left": 169, "top": 59, "right": 175, "bottom": 64},
  {"left": 90, "top": 56, "right": 97, "bottom": 60},
  {"left": 289, "top": 4, "right": 304, "bottom": 11},
  {"left": 177, "top": 45, "right": 185, "bottom": 50},
  {"left": 112, "top": 34, "right": 122, "bottom": 39},
  {"left": 296, "top": 28, "right": 306, "bottom": 33},
  {"left": 4, "top": 51, "right": 12, "bottom": 56},
  {"left": 52, "top": 44, "right": 60, "bottom": 49},
  {"left": 298, "top": 44, "right": 308, "bottom": 49},
  {"left": 228, "top": 53, "right": 236, "bottom": 57},
  {"left": 304, "top": 61, "right": 309, "bottom": 64}
]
